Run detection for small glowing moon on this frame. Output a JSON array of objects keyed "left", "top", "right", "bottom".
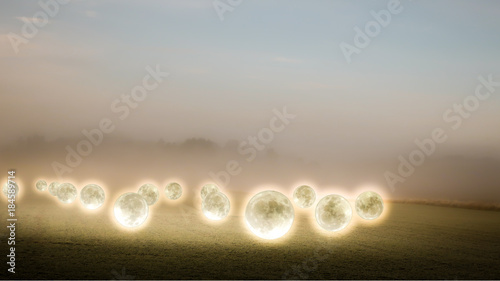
[
  {"left": 201, "top": 183, "right": 219, "bottom": 200},
  {"left": 202, "top": 191, "right": 230, "bottom": 220},
  {"left": 315, "top": 194, "right": 352, "bottom": 232},
  {"left": 114, "top": 192, "right": 149, "bottom": 228},
  {"left": 245, "top": 190, "right": 295, "bottom": 240},
  {"left": 293, "top": 185, "right": 316, "bottom": 208},
  {"left": 36, "top": 180, "right": 47, "bottom": 191},
  {"left": 355, "top": 191, "right": 384, "bottom": 220},
  {"left": 48, "top": 182, "right": 60, "bottom": 196},
  {"left": 80, "top": 184, "right": 105, "bottom": 209},
  {"left": 57, "top": 183, "right": 78, "bottom": 204},
  {"left": 137, "top": 183, "right": 159, "bottom": 206},
  {"left": 164, "top": 182, "right": 182, "bottom": 200},
  {"left": 3, "top": 182, "right": 19, "bottom": 197}
]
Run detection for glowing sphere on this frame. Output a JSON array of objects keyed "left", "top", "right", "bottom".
[
  {"left": 56, "top": 183, "right": 78, "bottom": 203},
  {"left": 36, "top": 180, "right": 47, "bottom": 191},
  {"left": 114, "top": 192, "right": 149, "bottom": 228},
  {"left": 80, "top": 184, "right": 105, "bottom": 209},
  {"left": 202, "top": 192, "right": 230, "bottom": 220},
  {"left": 293, "top": 185, "right": 316, "bottom": 208},
  {"left": 2, "top": 182, "right": 19, "bottom": 197},
  {"left": 355, "top": 191, "right": 384, "bottom": 220},
  {"left": 315, "top": 194, "right": 352, "bottom": 232},
  {"left": 164, "top": 182, "right": 182, "bottom": 200},
  {"left": 245, "top": 190, "right": 295, "bottom": 240},
  {"left": 137, "top": 183, "right": 159, "bottom": 206},
  {"left": 48, "top": 182, "right": 60, "bottom": 196},
  {"left": 201, "top": 183, "right": 219, "bottom": 200}
]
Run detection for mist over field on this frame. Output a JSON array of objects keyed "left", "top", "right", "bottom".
[{"left": 1, "top": 135, "right": 499, "bottom": 206}]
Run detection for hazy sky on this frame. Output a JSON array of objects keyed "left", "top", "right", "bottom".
[{"left": 1, "top": 0, "right": 500, "bottom": 162}]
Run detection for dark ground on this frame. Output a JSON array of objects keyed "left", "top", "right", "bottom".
[{"left": 1, "top": 201, "right": 500, "bottom": 280}]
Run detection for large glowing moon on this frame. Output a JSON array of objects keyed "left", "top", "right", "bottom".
[
  {"left": 48, "top": 181, "right": 60, "bottom": 196},
  {"left": 57, "top": 183, "right": 78, "bottom": 203},
  {"left": 3, "top": 182, "right": 19, "bottom": 197},
  {"left": 245, "top": 190, "right": 295, "bottom": 240},
  {"left": 80, "top": 184, "right": 105, "bottom": 209},
  {"left": 355, "top": 191, "right": 384, "bottom": 220},
  {"left": 315, "top": 194, "right": 352, "bottom": 232},
  {"left": 137, "top": 183, "right": 159, "bottom": 206},
  {"left": 36, "top": 180, "right": 47, "bottom": 191},
  {"left": 293, "top": 185, "right": 316, "bottom": 208},
  {"left": 202, "top": 191, "right": 230, "bottom": 220},
  {"left": 164, "top": 182, "right": 182, "bottom": 200},
  {"left": 201, "top": 183, "right": 219, "bottom": 200},
  {"left": 114, "top": 192, "right": 149, "bottom": 228}
]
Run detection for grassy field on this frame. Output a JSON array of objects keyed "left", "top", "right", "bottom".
[{"left": 1, "top": 201, "right": 500, "bottom": 280}]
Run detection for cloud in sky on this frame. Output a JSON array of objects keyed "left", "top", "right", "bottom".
[
  {"left": 272, "top": 57, "right": 303, "bottom": 64},
  {"left": 84, "top": 10, "right": 97, "bottom": 18},
  {"left": 16, "top": 16, "right": 44, "bottom": 23}
]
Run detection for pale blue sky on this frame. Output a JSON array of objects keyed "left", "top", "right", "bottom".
[{"left": 1, "top": 0, "right": 500, "bottom": 161}]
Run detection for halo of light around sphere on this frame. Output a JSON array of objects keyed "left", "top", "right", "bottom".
[
  {"left": 245, "top": 190, "right": 295, "bottom": 240},
  {"left": 164, "top": 182, "right": 182, "bottom": 200},
  {"left": 80, "top": 184, "right": 105, "bottom": 209},
  {"left": 114, "top": 192, "right": 149, "bottom": 228},
  {"left": 56, "top": 183, "right": 78, "bottom": 204},
  {"left": 355, "top": 191, "right": 384, "bottom": 220},
  {"left": 315, "top": 194, "right": 352, "bottom": 232},
  {"left": 293, "top": 185, "right": 316, "bottom": 208},
  {"left": 137, "top": 183, "right": 159, "bottom": 206},
  {"left": 202, "top": 191, "right": 230, "bottom": 220},
  {"left": 48, "top": 182, "right": 60, "bottom": 196},
  {"left": 3, "top": 182, "right": 19, "bottom": 197},
  {"left": 201, "top": 183, "right": 219, "bottom": 200},
  {"left": 36, "top": 180, "right": 47, "bottom": 191}
]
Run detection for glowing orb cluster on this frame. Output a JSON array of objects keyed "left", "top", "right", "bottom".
[
  {"left": 29, "top": 176, "right": 384, "bottom": 236},
  {"left": 355, "top": 191, "right": 384, "bottom": 220},
  {"left": 114, "top": 192, "right": 149, "bottom": 228},
  {"left": 137, "top": 183, "right": 159, "bottom": 206},
  {"left": 202, "top": 191, "right": 230, "bottom": 220},
  {"left": 57, "top": 183, "right": 78, "bottom": 204},
  {"left": 315, "top": 194, "right": 352, "bottom": 232},
  {"left": 200, "top": 183, "right": 219, "bottom": 200},
  {"left": 36, "top": 180, "right": 47, "bottom": 191},
  {"left": 164, "top": 182, "right": 182, "bottom": 200},
  {"left": 245, "top": 190, "right": 295, "bottom": 240},
  {"left": 200, "top": 184, "right": 230, "bottom": 220},
  {"left": 48, "top": 181, "right": 60, "bottom": 196},
  {"left": 3, "top": 182, "right": 19, "bottom": 197},
  {"left": 80, "top": 184, "right": 105, "bottom": 209},
  {"left": 293, "top": 185, "right": 316, "bottom": 208}
]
